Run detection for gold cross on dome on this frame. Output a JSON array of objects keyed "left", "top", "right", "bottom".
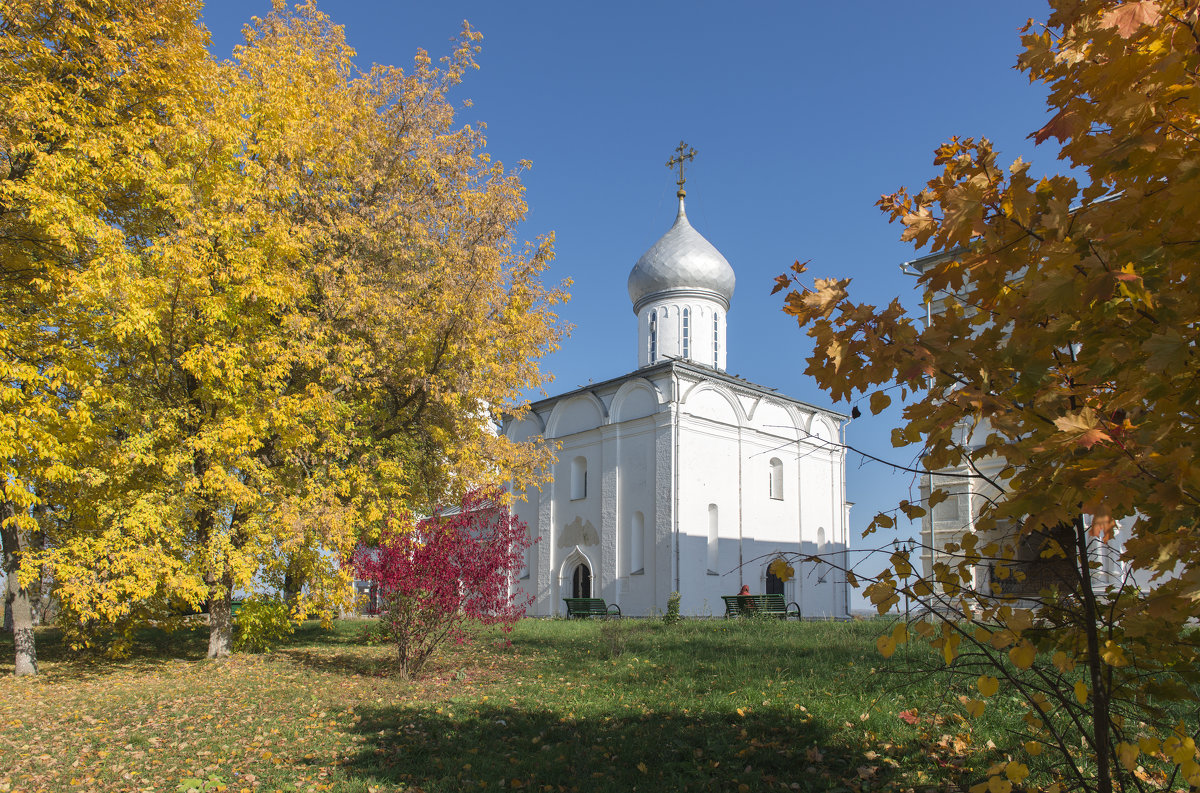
[{"left": 666, "top": 140, "right": 697, "bottom": 194}]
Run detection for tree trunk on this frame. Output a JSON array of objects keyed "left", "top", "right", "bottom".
[
  {"left": 1074, "top": 515, "right": 1113, "bottom": 793},
  {"left": 283, "top": 563, "right": 302, "bottom": 612},
  {"left": 207, "top": 577, "right": 233, "bottom": 659},
  {"left": 1, "top": 502, "right": 38, "bottom": 676},
  {"left": 194, "top": 483, "right": 232, "bottom": 659}
]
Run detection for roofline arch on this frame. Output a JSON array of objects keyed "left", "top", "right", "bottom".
[
  {"left": 503, "top": 410, "right": 546, "bottom": 440},
  {"left": 679, "top": 381, "right": 748, "bottom": 425},
  {"left": 544, "top": 391, "right": 609, "bottom": 438},
  {"left": 610, "top": 377, "right": 666, "bottom": 422},
  {"left": 746, "top": 398, "right": 809, "bottom": 439},
  {"left": 804, "top": 413, "right": 840, "bottom": 447}
]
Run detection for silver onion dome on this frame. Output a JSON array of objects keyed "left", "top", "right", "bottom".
[{"left": 628, "top": 195, "right": 735, "bottom": 313}]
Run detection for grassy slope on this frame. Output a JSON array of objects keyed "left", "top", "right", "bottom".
[{"left": 0, "top": 618, "right": 1013, "bottom": 793}]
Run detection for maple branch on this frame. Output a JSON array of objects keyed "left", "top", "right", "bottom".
[
  {"left": 787, "top": 426, "right": 987, "bottom": 480},
  {"left": 1165, "top": 121, "right": 1200, "bottom": 145},
  {"left": 1109, "top": 432, "right": 1200, "bottom": 510},
  {"left": 996, "top": 206, "right": 1046, "bottom": 244}
]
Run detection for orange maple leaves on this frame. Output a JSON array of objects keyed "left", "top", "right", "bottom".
[
  {"left": 778, "top": 2, "right": 1200, "bottom": 790},
  {"left": 1052, "top": 407, "right": 1112, "bottom": 449},
  {"left": 1100, "top": 0, "right": 1162, "bottom": 37}
]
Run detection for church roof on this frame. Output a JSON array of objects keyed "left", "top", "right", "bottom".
[
  {"left": 627, "top": 195, "right": 736, "bottom": 313},
  {"left": 523, "top": 358, "right": 848, "bottom": 422}
]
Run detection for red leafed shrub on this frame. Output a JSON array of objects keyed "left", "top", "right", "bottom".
[{"left": 352, "top": 487, "right": 533, "bottom": 678}]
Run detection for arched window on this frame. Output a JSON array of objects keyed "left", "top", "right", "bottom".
[
  {"left": 707, "top": 503, "right": 719, "bottom": 573},
  {"left": 713, "top": 311, "right": 720, "bottom": 366},
  {"left": 816, "top": 527, "right": 828, "bottom": 582},
  {"left": 682, "top": 308, "right": 690, "bottom": 359},
  {"left": 769, "top": 458, "right": 784, "bottom": 500},
  {"left": 649, "top": 310, "right": 658, "bottom": 363},
  {"left": 570, "top": 456, "right": 587, "bottom": 500},
  {"left": 630, "top": 511, "right": 644, "bottom": 574}
]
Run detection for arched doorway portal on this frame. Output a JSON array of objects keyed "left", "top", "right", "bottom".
[
  {"left": 558, "top": 549, "right": 597, "bottom": 613},
  {"left": 765, "top": 560, "right": 785, "bottom": 597},
  {"left": 572, "top": 562, "right": 592, "bottom": 598}
]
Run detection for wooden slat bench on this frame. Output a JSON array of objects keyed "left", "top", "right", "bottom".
[
  {"left": 563, "top": 598, "right": 621, "bottom": 619},
  {"left": 721, "top": 594, "right": 799, "bottom": 619}
]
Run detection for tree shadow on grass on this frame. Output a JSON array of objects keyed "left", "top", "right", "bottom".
[
  {"left": 273, "top": 645, "right": 395, "bottom": 678},
  {"left": 287, "top": 618, "right": 374, "bottom": 647},
  {"left": 341, "top": 704, "right": 899, "bottom": 793},
  {"left": 0, "top": 618, "right": 370, "bottom": 678},
  {"left": 0, "top": 622, "right": 213, "bottom": 678}
]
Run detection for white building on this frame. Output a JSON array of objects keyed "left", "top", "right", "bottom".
[
  {"left": 504, "top": 190, "right": 851, "bottom": 618},
  {"left": 904, "top": 250, "right": 1130, "bottom": 597}
]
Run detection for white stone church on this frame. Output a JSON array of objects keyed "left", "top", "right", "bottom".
[{"left": 504, "top": 185, "right": 851, "bottom": 618}]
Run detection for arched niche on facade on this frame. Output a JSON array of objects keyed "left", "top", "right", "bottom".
[
  {"left": 545, "top": 392, "right": 607, "bottom": 438},
  {"left": 769, "top": 457, "right": 784, "bottom": 500},
  {"left": 680, "top": 382, "right": 745, "bottom": 427},
  {"left": 611, "top": 378, "right": 663, "bottom": 423}
]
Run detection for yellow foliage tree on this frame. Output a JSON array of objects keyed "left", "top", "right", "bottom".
[
  {"left": 1, "top": 0, "right": 210, "bottom": 675},
  {"left": 7, "top": 2, "right": 565, "bottom": 662},
  {"left": 778, "top": 2, "right": 1200, "bottom": 791}
]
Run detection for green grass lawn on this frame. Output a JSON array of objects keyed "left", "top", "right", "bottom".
[{"left": 0, "top": 618, "right": 1016, "bottom": 793}]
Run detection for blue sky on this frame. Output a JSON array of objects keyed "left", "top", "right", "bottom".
[{"left": 201, "top": 2, "right": 1056, "bottom": 599}]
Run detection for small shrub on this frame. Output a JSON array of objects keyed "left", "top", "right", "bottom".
[
  {"left": 663, "top": 591, "right": 681, "bottom": 625},
  {"left": 177, "top": 775, "right": 226, "bottom": 792},
  {"left": 233, "top": 595, "right": 294, "bottom": 653},
  {"left": 353, "top": 487, "right": 533, "bottom": 679}
]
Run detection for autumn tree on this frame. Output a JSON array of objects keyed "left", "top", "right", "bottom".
[
  {"left": 352, "top": 486, "right": 532, "bottom": 679},
  {"left": 14, "top": 3, "right": 565, "bottom": 660},
  {"left": 22, "top": 0, "right": 356, "bottom": 660},
  {"left": 777, "top": 2, "right": 1200, "bottom": 791},
  {"left": 0, "top": 0, "right": 211, "bottom": 675}
]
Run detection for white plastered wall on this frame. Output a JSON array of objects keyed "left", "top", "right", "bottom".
[{"left": 507, "top": 369, "right": 848, "bottom": 619}]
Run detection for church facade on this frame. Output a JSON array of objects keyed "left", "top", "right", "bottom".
[{"left": 504, "top": 189, "right": 851, "bottom": 618}]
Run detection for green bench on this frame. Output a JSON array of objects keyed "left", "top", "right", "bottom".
[
  {"left": 563, "top": 598, "right": 621, "bottom": 619},
  {"left": 722, "top": 594, "right": 799, "bottom": 619}
]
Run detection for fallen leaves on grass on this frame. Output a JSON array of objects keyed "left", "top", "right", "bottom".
[{"left": 0, "top": 619, "right": 1021, "bottom": 792}]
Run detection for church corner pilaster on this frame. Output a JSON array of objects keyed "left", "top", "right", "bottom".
[
  {"left": 737, "top": 421, "right": 745, "bottom": 590},
  {"left": 652, "top": 399, "right": 678, "bottom": 611},
  {"left": 537, "top": 466, "right": 555, "bottom": 616},
  {"left": 599, "top": 423, "right": 620, "bottom": 606}
]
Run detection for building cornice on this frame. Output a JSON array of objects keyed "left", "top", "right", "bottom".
[
  {"left": 631, "top": 287, "right": 731, "bottom": 315},
  {"left": 518, "top": 359, "right": 849, "bottom": 423}
]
